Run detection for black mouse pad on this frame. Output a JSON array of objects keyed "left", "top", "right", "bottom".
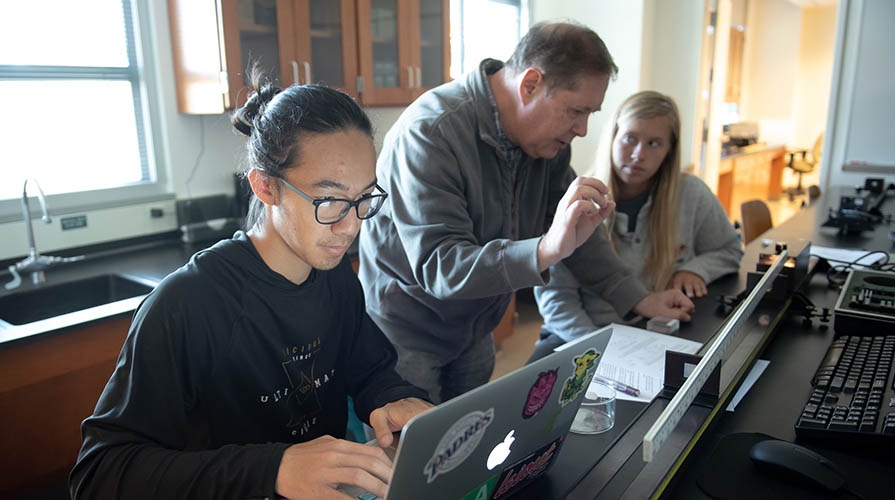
[{"left": 696, "top": 432, "right": 843, "bottom": 500}]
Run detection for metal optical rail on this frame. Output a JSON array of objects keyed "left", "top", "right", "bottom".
[{"left": 642, "top": 249, "right": 789, "bottom": 462}]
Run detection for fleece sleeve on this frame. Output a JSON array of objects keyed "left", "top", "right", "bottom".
[{"left": 533, "top": 262, "right": 604, "bottom": 342}]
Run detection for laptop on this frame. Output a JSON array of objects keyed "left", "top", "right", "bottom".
[{"left": 344, "top": 326, "right": 613, "bottom": 500}]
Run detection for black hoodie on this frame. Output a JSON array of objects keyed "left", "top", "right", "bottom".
[{"left": 70, "top": 231, "right": 426, "bottom": 499}]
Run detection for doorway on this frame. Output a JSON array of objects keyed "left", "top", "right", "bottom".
[{"left": 694, "top": 0, "right": 839, "bottom": 228}]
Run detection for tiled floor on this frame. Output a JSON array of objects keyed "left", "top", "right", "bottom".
[{"left": 491, "top": 169, "right": 820, "bottom": 381}]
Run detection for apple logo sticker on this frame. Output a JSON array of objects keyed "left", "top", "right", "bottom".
[{"left": 487, "top": 430, "right": 516, "bottom": 470}]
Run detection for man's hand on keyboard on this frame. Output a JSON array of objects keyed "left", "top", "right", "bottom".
[
  {"left": 275, "top": 435, "right": 393, "bottom": 499},
  {"left": 369, "top": 397, "right": 434, "bottom": 448}
]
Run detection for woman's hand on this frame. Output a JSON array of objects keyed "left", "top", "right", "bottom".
[{"left": 667, "top": 271, "right": 707, "bottom": 298}]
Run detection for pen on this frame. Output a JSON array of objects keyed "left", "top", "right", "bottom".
[{"left": 593, "top": 374, "right": 640, "bottom": 397}]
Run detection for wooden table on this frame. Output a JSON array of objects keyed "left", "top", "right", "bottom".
[{"left": 717, "top": 144, "right": 786, "bottom": 217}]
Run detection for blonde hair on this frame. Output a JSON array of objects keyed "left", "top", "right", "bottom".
[{"left": 591, "top": 91, "right": 683, "bottom": 291}]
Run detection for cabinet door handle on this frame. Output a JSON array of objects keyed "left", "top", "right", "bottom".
[
  {"left": 407, "top": 66, "right": 414, "bottom": 88},
  {"left": 291, "top": 61, "right": 301, "bottom": 85},
  {"left": 303, "top": 61, "right": 312, "bottom": 85},
  {"left": 415, "top": 67, "right": 422, "bottom": 89}
]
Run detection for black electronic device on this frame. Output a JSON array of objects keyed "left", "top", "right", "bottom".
[
  {"left": 746, "top": 241, "right": 813, "bottom": 302},
  {"left": 794, "top": 334, "right": 895, "bottom": 445},
  {"left": 748, "top": 439, "right": 846, "bottom": 492},
  {"left": 864, "top": 177, "right": 885, "bottom": 195},
  {"left": 822, "top": 194, "right": 878, "bottom": 234},
  {"left": 719, "top": 242, "right": 818, "bottom": 317},
  {"left": 839, "top": 193, "right": 871, "bottom": 213},
  {"left": 833, "top": 269, "right": 895, "bottom": 334}
]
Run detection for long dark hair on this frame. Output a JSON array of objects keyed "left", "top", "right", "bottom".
[{"left": 231, "top": 67, "right": 373, "bottom": 229}]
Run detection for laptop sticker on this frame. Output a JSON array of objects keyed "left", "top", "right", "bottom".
[
  {"left": 487, "top": 430, "right": 516, "bottom": 470},
  {"left": 522, "top": 368, "right": 558, "bottom": 419},
  {"left": 559, "top": 348, "right": 600, "bottom": 406},
  {"left": 490, "top": 435, "right": 565, "bottom": 499},
  {"left": 424, "top": 408, "right": 495, "bottom": 483},
  {"left": 460, "top": 474, "right": 499, "bottom": 500},
  {"left": 542, "top": 409, "right": 561, "bottom": 435}
]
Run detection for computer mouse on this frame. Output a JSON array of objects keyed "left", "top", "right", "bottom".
[{"left": 748, "top": 439, "right": 846, "bottom": 492}]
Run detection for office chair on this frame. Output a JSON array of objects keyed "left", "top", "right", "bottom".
[
  {"left": 740, "top": 199, "right": 773, "bottom": 245},
  {"left": 785, "top": 133, "right": 823, "bottom": 199},
  {"left": 801, "top": 184, "right": 822, "bottom": 208}
]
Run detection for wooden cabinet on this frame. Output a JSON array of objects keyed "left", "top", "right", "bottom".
[
  {"left": 0, "top": 316, "right": 131, "bottom": 497},
  {"left": 717, "top": 145, "right": 786, "bottom": 217},
  {"left": 169, "top": 0, "right": 359, "bottom": 113},
  {"left": 717, "top": 157, "right": 734, "bottom": 217},
  {"left": 356, "top": 0, "right": 449, "bottom": 105},
  {"left": 287, "top": 0, "right": 359, "bottom": 96},
  {"left": 169, "top": 0, "right": 448, "bottom": 113}
]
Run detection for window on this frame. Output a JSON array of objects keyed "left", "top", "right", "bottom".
[
  {"left": 450, "top": 0, "right": 528, "bottom": 79},
  {"left": 0, "top": 0, "right": 165, "bottom": 218}
]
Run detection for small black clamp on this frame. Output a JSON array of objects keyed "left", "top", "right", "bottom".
[{"left": 789, "top": 291, "right": 831, "bottom": 330}]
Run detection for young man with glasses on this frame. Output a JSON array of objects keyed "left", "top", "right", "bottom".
[
  {"left": 71, "top": 79, "right": 431, "bottom": 500},
  {"left": 358, "top": 22, "right": 696, "bottom": 404}
]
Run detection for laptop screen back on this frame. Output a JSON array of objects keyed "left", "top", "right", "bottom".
[{"left": 382, "top": 327, "right": 613, "bottom": 500}]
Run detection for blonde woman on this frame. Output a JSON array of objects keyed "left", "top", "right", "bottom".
[{"left": 531, "top": 91, "right": 743, "bottom": 359}]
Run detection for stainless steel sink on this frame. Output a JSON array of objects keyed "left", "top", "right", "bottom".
[{"left": 0, "top": 274, "right": 155, "bottom": 326}]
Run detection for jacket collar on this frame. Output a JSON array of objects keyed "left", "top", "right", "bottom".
[{"left": 467, "top": 59, "right": 523, "bottom": 165}]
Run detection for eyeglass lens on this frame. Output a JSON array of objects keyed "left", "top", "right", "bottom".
[{"left": 316, "top": 195, "right": 384, "bottom": 223}]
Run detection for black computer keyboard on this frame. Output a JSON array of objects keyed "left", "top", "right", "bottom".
[{"left": 794, "top": 335, "right": 895, "bottom": 443}]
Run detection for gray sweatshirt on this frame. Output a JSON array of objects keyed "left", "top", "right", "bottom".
[
  {"left": 534, "top": 174, "right": 744, "bottom": 340},
  {"left": 358, "top": 59, "right": 650, "bottom": 359}
]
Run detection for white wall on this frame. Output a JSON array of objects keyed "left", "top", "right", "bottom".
[
  {"left": 791, "top": 5, "right": 837, "bottom": 150},
  {"left": 530, "top": 0, "right": 646, "bottom": 174},
  {"left": 530, "top": 0, "right": 703, "bottom": 175},
  {"left": 741, "top": 0, "right": 802, "bottom": 143},
  {"left": 641, "top": 0, "right": 704, "bottom": 172},
  {"left": 824, "top": 0, "right": 895, "bottom": 188}
]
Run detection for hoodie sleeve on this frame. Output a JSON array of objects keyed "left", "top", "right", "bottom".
[
  {"left": 675, "top": 176, "right": 743, "bottom": 283},
  {"left": 70, "top": 283, "right": 288, "bottom": 500},
  {"left": 342, "top": 265, "right": 430, "bottom": 419},
  {"left": 533, "top": 262, "right": 604, "bottom": 342}
]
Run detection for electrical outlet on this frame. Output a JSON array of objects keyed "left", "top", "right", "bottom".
[{"left": 61, "top": 215, "right": 87, "bottom": 230}]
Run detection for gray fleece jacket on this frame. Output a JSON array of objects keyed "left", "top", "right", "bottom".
[
  {"left": 534, "top": 174, "right": 744, "bottom": 340},
  {"left": 358, "top": 59, "right": 650, "bottom": 359}
]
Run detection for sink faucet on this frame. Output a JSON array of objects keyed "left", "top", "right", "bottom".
[{"left": 4, "top": 179, "right": 84, "bottom": 290}]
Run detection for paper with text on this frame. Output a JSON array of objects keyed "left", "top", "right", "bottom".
[{"left": 588, "top": 323, "right": 702, "bottom": 403}]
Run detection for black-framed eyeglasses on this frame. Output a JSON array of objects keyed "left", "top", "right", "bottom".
[{"left": 277, "top": 177, "right": 389, "bottom": 225}]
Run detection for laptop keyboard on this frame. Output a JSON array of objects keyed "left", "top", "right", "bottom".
[{"left": 794, "top": 334, "right": 895, "bottom": 442}]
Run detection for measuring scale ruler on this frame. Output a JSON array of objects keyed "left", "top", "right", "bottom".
[{"left": 642, "top": 249, "right": 788, "bottom": 462}]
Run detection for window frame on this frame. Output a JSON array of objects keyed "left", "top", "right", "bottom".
[
  {"left": 450, "top": 0, "right": 527, "bottom": 79},
  {"left": 0, "top": 0, "right": 170, "bottom": 223}
]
